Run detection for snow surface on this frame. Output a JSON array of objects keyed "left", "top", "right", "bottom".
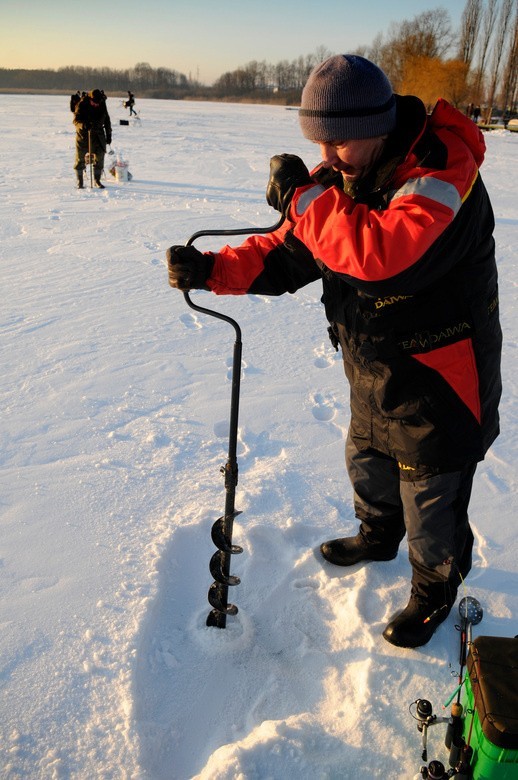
[{"left": 0, "top": 94, "right": 516, "bottom": 780}]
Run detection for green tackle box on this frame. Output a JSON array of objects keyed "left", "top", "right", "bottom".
[{"left": 462, "top": 635, "right": 518, "bottom": 779}]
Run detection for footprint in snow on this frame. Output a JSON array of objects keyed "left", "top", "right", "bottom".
[
  {"left": 313, "top": 343, "right": 335, "bottom": 369},
  {"left": 213, "top": 420, "right": 231, "bottom": 439},
  {"left": 212, "top": 420, "right": 248, "bottom": 456},
  {"left": 311, "top": 392, "right": 336, "bottom": 421},
  {"left": 226, "top": 355, "right": 247, "bottom": 381},
  {"left": 179, "top": 312, "right": 202, "bottom": 329},
  {"left": 481, "top": 467, "right": 510, "bottom": 494},
  {"left": 292, "top": 578, "right": 320, "bottom": 591}
]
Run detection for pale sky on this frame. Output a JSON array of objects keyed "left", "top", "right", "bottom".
[{"left": 1, "top": 0, "right": 468, "bottom": 85}]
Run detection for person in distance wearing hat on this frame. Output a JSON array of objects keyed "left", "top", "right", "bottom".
[
  {"left": 166, "top": 55, "right": 502, "bottom": 649},
  {"left": 73, "top": 88, "right": 112, "bottom": 189}
]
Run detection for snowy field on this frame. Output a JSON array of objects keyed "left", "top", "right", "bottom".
[{"left": 0, "top": 94, "right": 516, "bottom": 779}]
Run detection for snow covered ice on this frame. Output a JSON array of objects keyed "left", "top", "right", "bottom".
[{"left": 0, "top": 94, "right": 516, "bottom": 779}]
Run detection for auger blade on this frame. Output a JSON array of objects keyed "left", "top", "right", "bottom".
[
  {"left": 211, "top": 515, "right": 244, "bottom": 554},
  {"left": 207, "top": 583, "right": 238, "bottom": 615},
  {"left": 209, "top": 550, "right": 241, "bottom": 586}
]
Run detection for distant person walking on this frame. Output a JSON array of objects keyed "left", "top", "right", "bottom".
[
  {"left": 73, "top": 89, "right": 112, "bottom": 189},
  {"left": 126, "top": 91, "right": 136, "bottom": 116}
]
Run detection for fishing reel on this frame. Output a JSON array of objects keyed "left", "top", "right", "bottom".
[
  {"left": 418, "top": 751, "right": 473, "bottom": 779},
  {"left": 419, "top": 759, "right": 450, "bottom": 779},
  {"left": 411, "top": 698, "right": 472, "bottom": 779},
  {"left": 411, "top": 699, "right": 449, "bottom": 763}
]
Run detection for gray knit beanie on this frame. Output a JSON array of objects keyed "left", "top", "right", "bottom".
[{"left": 299, "top": 54, "right": 396, "bottom": 141}]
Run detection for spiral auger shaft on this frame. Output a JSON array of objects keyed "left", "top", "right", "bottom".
[
  {"left": 206, "top": 462, "right": 244, "bottom": 627},
  {"left": 182, "top": 290, "right": 244, "bottom": 628},
  {"left": 182, "top": 216, "right": 284, "bottom": 629},
  {"left": 205, "top": 332, "right": 244, "bottom": 628}
]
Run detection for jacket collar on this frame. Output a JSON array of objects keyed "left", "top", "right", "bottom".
[{"left": 348, "top": 95, "right": 427, "bottom": 199}]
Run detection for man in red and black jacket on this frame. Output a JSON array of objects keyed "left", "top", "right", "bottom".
[{"left": 167, "top": 55, "right": 502, "bottom": 648}]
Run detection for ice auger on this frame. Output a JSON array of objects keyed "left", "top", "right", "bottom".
[{"left": 184, "top": 216, "right": 284, "bottom": 628}]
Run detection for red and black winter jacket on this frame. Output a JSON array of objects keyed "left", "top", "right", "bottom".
[{"left": 205, "top": 97, "right": 502, "bottom": 470}]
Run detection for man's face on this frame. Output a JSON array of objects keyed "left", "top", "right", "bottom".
[{"left": 316, "top": 136, "right": 387, "bottom": 182}]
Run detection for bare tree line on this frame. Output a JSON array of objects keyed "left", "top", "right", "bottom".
[
  {"left": 0, "top": 62, "right": 191, "bottom": 98},
  {"left": 343, "top": 1, "right": 516, "bottom": 119},
  {"left": 213, "top": 1, "right": 517, "bottom": 118},
  {"left": 1, "top": 2, "right": 516, "bottom": 118}
]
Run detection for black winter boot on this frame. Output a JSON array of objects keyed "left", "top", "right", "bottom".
[
  {"left": 94, "top": 170, "right": 105, "bottom": 188},
  {"left": 76, "top": 171, "right": 84, "bottom": 189},
  {"left": 382, "top": 594, "right": 452, "bottom": 648},
  {"left": 320, "top": 533, "right": 399, "bottom": 567}
]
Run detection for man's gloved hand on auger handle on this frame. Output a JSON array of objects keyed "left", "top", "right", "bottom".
[
  {"left": 166, "top": 245, "right": 214, "bottom": 291},
  {"left": 265, "top": 154, "right": 315, "bottom": 218}
]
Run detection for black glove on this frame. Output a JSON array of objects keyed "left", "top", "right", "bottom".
[
  {"left": 266, "top": 154, "right": 313, "bottom": 217},
  {"left": 106, "top": 135, "right": 112, "bottom": 145},
  {"left": 166, "top": 245, "right": 214, "bottom": 291}
]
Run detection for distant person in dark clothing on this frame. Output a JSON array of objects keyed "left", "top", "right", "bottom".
[
  {"left": 126, "top": 91, "right": 136, "bottom": 116},
  {"left": 73, "top": 89, "right": 112, "bottom": 189},
  {"left": 70, "top": 91, "right": 81, "bottom": 113}
]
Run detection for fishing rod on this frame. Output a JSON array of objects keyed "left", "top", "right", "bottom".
[
  {"left": 409, "top": 595, "right": 484, "bottom": 779},
  {"left": 183, "top": 215, "right": 284, "bottom": 628}
]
